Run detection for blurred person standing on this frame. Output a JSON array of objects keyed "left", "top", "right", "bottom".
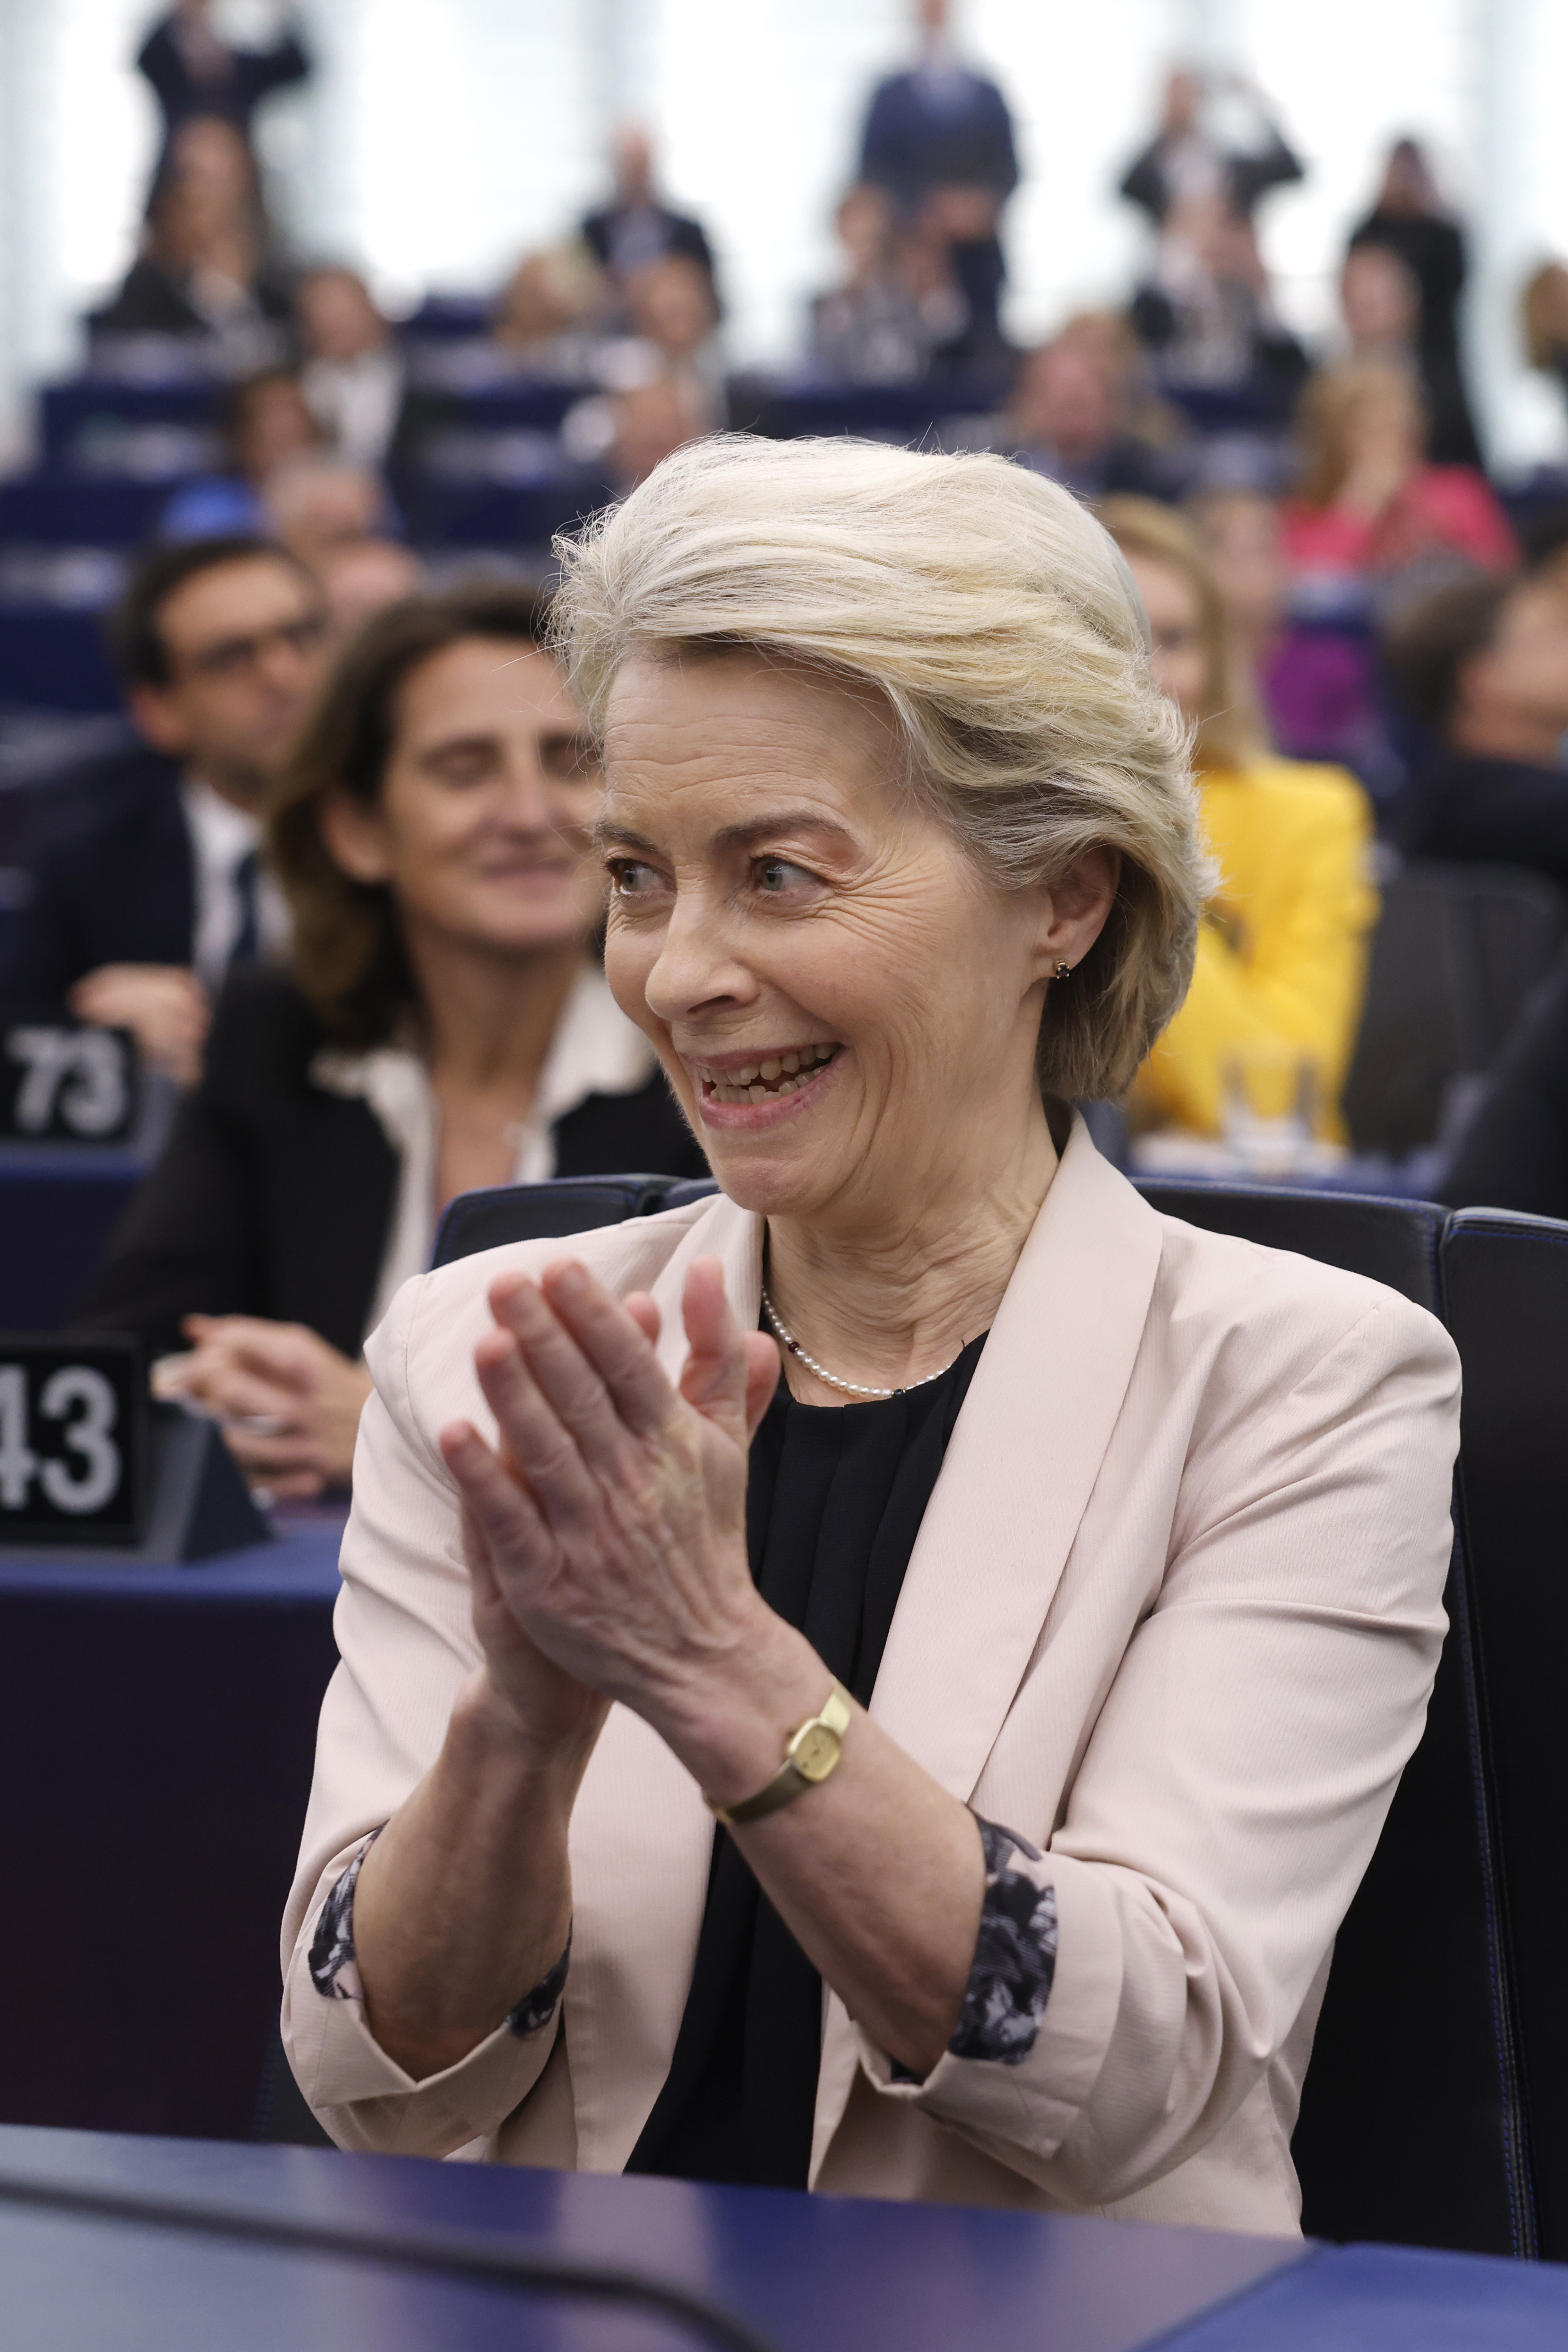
[
  {"left": 1348, "top": 140, "right": 1478, "bottom": 461},
  {"left": 1103, "top": 498, "right": 1378, "bottom": 1142},
  {"left": 0, "top": 538, "right": 327, "bottom": 1084},
  {"left": 1119, "top": 66, "right": 1304, "bottom": 231},
  {"left": 78, "top": 585, "right": 706, "bottom": 1496},
  {"left": 580, "top": 126, "right": 717, "bottom": 305},
  {"left": 1281, "top": 360, "right": 1514, "bottom": 586},
  {"left": 138, "top": 0, "right": 310, "bottom": 215},
  {"left": 857, "top": 0, "right": 1019, "bottom": 365},
  {"left": 159, "top": 365, "right": 322, "bottom": 539},
  {"left": 1386, "top": 573, "right": 1568, "bottom": 890}
]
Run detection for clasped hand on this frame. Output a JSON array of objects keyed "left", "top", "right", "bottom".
[{"left": 440, "top": 1258, "right": 790, "bottom": 1782}]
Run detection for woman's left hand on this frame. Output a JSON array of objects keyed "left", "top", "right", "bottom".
[
  {"left": 439, "top": 1258, "right": 815, "bottom": 1792},
  {"left": 154, "top": 1316, "right": 375, "bottom": 1496}
]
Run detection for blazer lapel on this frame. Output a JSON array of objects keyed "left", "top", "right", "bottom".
[
  {"left": 866, "top": 1120, "right": 1164, "bottom": 1799},
  {"left": 810, "top": 1124, "right": 1165, "bottom": 2177}
]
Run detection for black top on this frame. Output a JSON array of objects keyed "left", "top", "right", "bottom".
[
  {"left": 1119, "top": 129, "right": 1303, "bottom": 224},
  {"left": 75, "top": 965, "right": 708, "bottom": 1358},
  {"left": 626, "top": 1331, "right": 988, "bottom": 2190},
  {"left": 1402, "top": 753, "right": 1568, "bottom": 892},
  {"left": 1444, "top": 947, "right": 1568, "bottom": 1219}
]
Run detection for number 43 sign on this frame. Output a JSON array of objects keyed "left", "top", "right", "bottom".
[{"left": 0, "top": 1339, "right": 144, "bottom": 1540}]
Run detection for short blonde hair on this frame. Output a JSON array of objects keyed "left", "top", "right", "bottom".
[{"left": 553, "top": 435, "right": 1210, "bottom": 1099}]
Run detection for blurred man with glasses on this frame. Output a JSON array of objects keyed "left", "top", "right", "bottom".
[{"left": 0, "top": 537, "right": 327, "bottom": 1083}]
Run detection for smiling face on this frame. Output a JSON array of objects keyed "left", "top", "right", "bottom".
[
  {"left": 321, "top": 637, "right": 604, "bottom": 964},
  {"left": 598, "top": 648, "right": 1113, "bottom": 1226}
]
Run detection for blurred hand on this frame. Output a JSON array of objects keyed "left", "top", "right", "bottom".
[
  {"left": 154, "top": 1317, "right": 374, "bottom": 1496},
  {"left": 68, "top": 964, "right": 210, "bottom": 1087}
]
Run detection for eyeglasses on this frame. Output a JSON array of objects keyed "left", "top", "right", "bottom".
[{"left": 179, "top": 611, "right": 328, "bottom": 682}]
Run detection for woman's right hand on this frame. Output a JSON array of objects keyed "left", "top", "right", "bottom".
[{"left": 462, "top": 1492, "right": 611, "bottom": 1766}]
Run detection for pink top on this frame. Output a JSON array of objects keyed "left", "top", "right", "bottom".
[{"left": 1281, "top": 466, "right": 1518, "bottom": 577}]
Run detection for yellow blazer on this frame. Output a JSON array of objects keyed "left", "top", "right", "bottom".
[
  {"left": 281, "top": 1121, "right": 1457, "bottom": 2237},
  {"left": 1135, "top": 757, "right": 1378, "bottom": 1139}
]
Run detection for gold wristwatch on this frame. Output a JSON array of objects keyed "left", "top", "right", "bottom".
[{"left": 706, "top": 1679, "right": 853, "bottom": 1827}]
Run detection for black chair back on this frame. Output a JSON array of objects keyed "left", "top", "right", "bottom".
[
  {"left": 1140, "top": 1181, "right": 1530, "bottom": 2253},
  {"left": 1340, "top": 861, "right": 1567, "bottom": 1158},
  {"left": 1441, "top": 1208, "right": 1568, "bottom": 2259},
  {"left": 428, "top": 1172, "right": 1531, "bottom": 2253}
]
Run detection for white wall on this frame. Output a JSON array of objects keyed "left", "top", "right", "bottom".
[{"left": 2, "top": 0, "right": 1568, "bottom": 465}]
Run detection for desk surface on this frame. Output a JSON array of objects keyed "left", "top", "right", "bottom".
[
  {"left": 5, "top": 2128, "right": 1568, "bottom": 2352},
  {"left": 0, "top": 1504, "right": 346, "bottom": 1599},
  {"left": 0, "top": 2126, "right": 1303, "bottom": 2352}
]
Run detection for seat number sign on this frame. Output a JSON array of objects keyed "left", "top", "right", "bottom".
[
  {"left": 0, "top": 1338, "right": 143, "bottom": 1540},
  {"left": 0, "top": 1023, "right": 137, "bottom": 1143}
]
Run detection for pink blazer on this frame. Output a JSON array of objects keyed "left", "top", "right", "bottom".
[{"left": 281, "top": 1121, "right": 1460, "bottom": 2236}]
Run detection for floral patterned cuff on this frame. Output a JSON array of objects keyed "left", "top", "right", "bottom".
[
  {"left": 949, "top": 1818, "right": 1059, "bottom": 2065},
  {"left": 306, "top": 1832, "right": 571, "bottom": 2040},
  {"left": 892, "top": 1815, "right": 1059, "bottom": 2082}
]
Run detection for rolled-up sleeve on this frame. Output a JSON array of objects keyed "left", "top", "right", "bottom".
[{"left": 854, "top": 1292, "right": 1460, "bottom": 2211}]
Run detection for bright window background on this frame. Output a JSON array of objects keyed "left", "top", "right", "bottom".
[{"left": 2, "top": 0, "right": 1568, "bottom": 465}]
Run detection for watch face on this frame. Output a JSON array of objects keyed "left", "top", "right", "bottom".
[{"left": 792, "top": 1722, "right": 842, "bottom": 1782}]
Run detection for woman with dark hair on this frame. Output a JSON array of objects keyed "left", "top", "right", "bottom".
[{"left": 79, "top": 582, "right": 706, "bottom": 1495}]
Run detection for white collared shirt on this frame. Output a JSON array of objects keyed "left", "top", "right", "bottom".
[
  {"left": 180, "top": 774, "right": 291, "bottom": 988},
  {"left": 302, "top": 348, "right": 405, "bottom": 470},
  {"left": 310, "top": 963, "right": 658, "bottom": 1341}
]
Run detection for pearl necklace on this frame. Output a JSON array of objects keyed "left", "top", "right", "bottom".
[{"left": 759, "top": 1281, "right": 964, "bottom": 1401}]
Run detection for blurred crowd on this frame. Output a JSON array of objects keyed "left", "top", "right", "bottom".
[{"left": 3, "top": 0, "right": 1568, "bottom": 1490}]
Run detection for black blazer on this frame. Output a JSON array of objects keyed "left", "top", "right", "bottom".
[
  {"left": 1402, "top": 754, "right": 1568, "bottom": 893},
  {"left": 1119, "top": 129, "right": 1304, "bottom": 224},
  {"left": 580, "top": 205, "right": 716, "bottom": 282},
  {"left": 1444, "top": 949, "right": 1568, "bottom": 1220},
  {"left": 76, "top": 967, "right": 710, "bottom": 1359},
  {"left": 0, "top": 746, "right": 195, "bottom": 1004}
]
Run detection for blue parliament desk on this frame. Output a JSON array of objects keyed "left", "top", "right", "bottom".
[
  {"left": 0, "top": 1512, "right": 345, "bottom": 2140},
  {"left": 4, "top": 2125, "right": 1568, "bottom": 2352}
]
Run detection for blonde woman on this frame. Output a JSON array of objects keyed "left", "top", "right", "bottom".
[
  {"left": 281, "top": 439, "right": 1457, "bottom": 2237},
  {"left": 1280, "top": 358, "right": 1514, "bottom": 581},
  {"left": 1103, "top": 496, "right": 1378, "bottom": 1142}
]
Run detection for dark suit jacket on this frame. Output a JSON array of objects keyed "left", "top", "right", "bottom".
[
  {"left": 91, "top": 255, "right": 294, "bottom": 340},
  {"left": 1444, "top": 949, "right": 1568, "bottom": 1220},
  {"left": 580, "top": 205, "right": 716, "bottom": 281},
  {"left": 1119, "top": 130, "right": 1303, "bottom": 224},
  {"left": 76, "top": 967, "right": 711, "bottom": 1359},
  {"left": 858, "top": 68, "right": 1019, "bottom": 211},
  {"left": 0, "top": 745, "right": 194, "bottom": 1004},
  {"left": 1403, "top": 753, "right": 1568, "bottom": 893}
]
